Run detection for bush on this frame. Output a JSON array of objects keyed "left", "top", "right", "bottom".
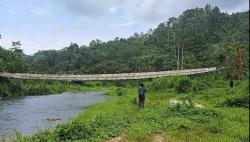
[
  {"left": 56, "top": 123, "right": 94, "bottom": 140},
  {"left": 127, "top": 122, "right": 151, "bottom": 141},
  {"left": 192, "top": 80, "right": 211, "bottom": 91},
  {"left": 221, "top": 80, "right": 249, "bottom": 108},
  {"left": 222, "top": 94, "right": 249, "bottom": 108},
  {"left": 175, "top": 77, "right": 192, "bottom": 93},
  {"left": 114, "top": 81, "right": 127, "bottom": 87},
  {"left": 116, "top": 87, "right": 127, "bottom": 96},
  {"left": 55, "top": 114, "right": 130, "bottom": 141},
  {"left": 150, "top": 77, "right": 175, "bottom": 91}
]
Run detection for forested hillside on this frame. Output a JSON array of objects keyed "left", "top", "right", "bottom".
[{"left": 0, "top": 5, "right": 249, "bottom": 79}]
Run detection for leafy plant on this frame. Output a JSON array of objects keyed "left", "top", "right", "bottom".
[{"left": 175, "top": 77, "right": 192, "bottom": 93}]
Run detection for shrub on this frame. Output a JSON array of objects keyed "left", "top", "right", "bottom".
[
  {"left": 222, "top": 94, "right": 249, "bottom": 108},
  {"left": 192, "top": 80, "right": 211, "bottom": 91},
  {"left": 175, "top": 77, "right": 192, "bottom": 93},
  {"left": 150, "top": 77, "right": 175, "bottom": 91},
  {"left": 221, "top": 80, "right": 249, "bottom": 108},
  {"left": 114, "top": 81, "right": 127, "bottom": 87},
  {"left": 116, "top": 87, "right": 126, "bottom": 96},
  {"left": 56, "top": 123, "right": 94, "bottom": 140},
  {"left": 127, "top": 122, "right": 151, "bottom": 142}
]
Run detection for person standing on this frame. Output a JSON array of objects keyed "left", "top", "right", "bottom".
[
  {"left": 230, "top": 78, "right": 234, "bottom": 88},
  {"left": 138, "top": 83, "right": 148, "bottom": 109},
  {"left": 229, "top": 78, "right": 234, "bottom": 93}
]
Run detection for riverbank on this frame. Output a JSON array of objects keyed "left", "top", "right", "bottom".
[
  {"left": 3, "top": 76, "right": 249, "bottom": 142},
  {"left": 0, "top": 77, "right": 114, "bottom": 99}
]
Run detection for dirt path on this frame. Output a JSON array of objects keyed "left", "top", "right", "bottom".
[
  {"left": 106, "top": 136, "right": 123, "bottom": 142},
  {"left": 105, "top": 134, "right": 165, "bottom": 142},
  {"left": 152, "top": 134, "right": 165, "bottom": 142}
]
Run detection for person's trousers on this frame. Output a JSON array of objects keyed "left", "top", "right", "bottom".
[{"left": 139, "top": 96, "right": 145, "bottom": 108}]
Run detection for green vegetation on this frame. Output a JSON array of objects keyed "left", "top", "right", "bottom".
[
  {"left": 0, "top": 5, "right": 249, "bottom": 142},
  {"left": 0, "top": 77, "right": 120, "bottom": 98},
  {"left": 4, "top": 76, "right": 248, "bottom": 142},
  {"left": 0, "top": 47, "right": 27, "bottom": 73}
]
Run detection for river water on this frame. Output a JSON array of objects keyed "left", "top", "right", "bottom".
[{"left": 0, "top": 92, "right": 108, "bottom": 136}]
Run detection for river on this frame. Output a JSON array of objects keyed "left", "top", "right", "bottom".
[{"left": 0, "top": 92, "right": 108, "bottom": 136}]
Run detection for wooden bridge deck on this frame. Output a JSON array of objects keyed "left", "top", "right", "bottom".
[{"left": 0, "top": 67, "right": 218, "bottom": 81}]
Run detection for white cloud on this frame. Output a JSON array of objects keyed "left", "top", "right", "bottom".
[
  {"left": 109, "top": 7, "right": 117, "bottom": 13},
  {"left": 29, "top": 9, "right": 48, "bottom": 16},
  {"left": 60, "top": 0, "right": 123, "bottom": 17},
  {"left": 119, "top": 21, "right": 136, "bottom": 27},
  {"left": 59, "top": 0, "right": 249, "bottom": 23}
]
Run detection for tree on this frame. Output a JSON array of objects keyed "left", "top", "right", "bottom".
[{"left": 11, "top": 41, "right": 23, "bottom": 53}]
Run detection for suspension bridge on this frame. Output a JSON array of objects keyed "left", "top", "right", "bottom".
[{"left": 0, "top": 67, "right": 219, "bottom": 81}]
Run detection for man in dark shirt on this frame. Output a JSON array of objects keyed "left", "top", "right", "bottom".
[
  {"left": 138, "top": 83, "right": 148, "bottom": 109},
  {"left": 230, "top": 78, "right": 234, "bottom": 88}
]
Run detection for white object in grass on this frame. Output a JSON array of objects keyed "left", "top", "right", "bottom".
[
  {"left": 169, "top": 99, "right": 182, "bottom": 106},
  {"left": 184, "top": 100, "right": 190, "bottom": 105},
  {"left": 194, "top": 103, "right": 204, "bottom": 108}
]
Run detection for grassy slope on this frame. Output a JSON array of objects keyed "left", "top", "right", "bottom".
[{"left": 8, "top": 77, "right": 250, "bottom": 142}]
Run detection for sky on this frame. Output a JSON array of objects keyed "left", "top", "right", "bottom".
[{"left": 0, "top": 0, "right": 249, "bottom": 55}]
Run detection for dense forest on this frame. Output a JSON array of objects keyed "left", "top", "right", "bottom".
[{"left": 0, "top": 5, "right": 249, "bottom": 79}]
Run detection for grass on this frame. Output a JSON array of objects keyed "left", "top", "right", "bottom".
[{"left": 2, "top": 76, "right": 249, "bottom": 142}]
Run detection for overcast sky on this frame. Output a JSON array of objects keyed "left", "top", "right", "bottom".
[{"left": 0, "top": 0, "right": 249, "bottom": 55}]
